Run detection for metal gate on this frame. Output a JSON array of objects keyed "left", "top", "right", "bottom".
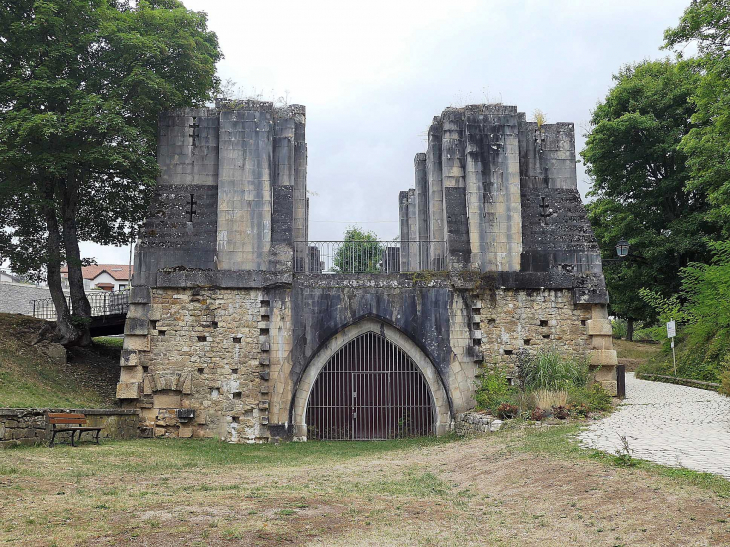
[{"left": 305, "top": 331, "right": 435, "bottom": 440}]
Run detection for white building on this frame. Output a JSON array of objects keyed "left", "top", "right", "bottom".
[{"left": 61, "top": 264, "right": 133, "bottom": 292}]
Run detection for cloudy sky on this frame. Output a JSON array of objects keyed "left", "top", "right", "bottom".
[{"left": 83, "top": 0, "right": 691, "bottom": 264}]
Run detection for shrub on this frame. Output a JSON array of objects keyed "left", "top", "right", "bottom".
[
  {"left": 567, "top": 384, "right": 612, "bottom": 412},
  {"left": 720, "top": 370, "right": 730, "bottom": 397},
  {"left": 517, "top": 348, "right": 590, "bottom": 391},
  {"left": 566, "top": 402, "right": 589, "bottom": 417},
  {"left": 496, "top": 403, "right": 519, "bottom": 419},
  {"left": 553, "top": 406, "right": 569, "bottom": 420},
  {"left": 638, "top": 242, "right": 730, "bottom": 384},
  {"left": 474, "top": 367, "right": 516, "bottom": 413},
  {"left": 530, "top": 408, "right": 549, "bottom": 421}
]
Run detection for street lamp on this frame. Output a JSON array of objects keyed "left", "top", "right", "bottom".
[{"left": 615, "top": 239, "right": 630, "bottom": 259}]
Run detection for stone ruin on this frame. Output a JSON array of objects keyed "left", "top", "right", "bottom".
[{"left": 116, "top": 100, "right": 616, "bottom": 442}]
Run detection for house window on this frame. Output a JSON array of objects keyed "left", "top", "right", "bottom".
[{"left": 118, "top": 284, "right": 127, "bottom": 290}]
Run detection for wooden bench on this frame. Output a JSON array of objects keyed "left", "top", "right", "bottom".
[{"left": 48, "top": 413, "right": 103, "bottom": 447}]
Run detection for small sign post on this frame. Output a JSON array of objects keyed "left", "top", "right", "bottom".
[{"left": 667, "top": 320, "right": 677, "bottom": 375}]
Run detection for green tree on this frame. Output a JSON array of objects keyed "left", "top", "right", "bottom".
[
  {"left": 665, "top": 0, "right": 730, "bottom": 233},
  {"left": 0, "top": 0, "right": 221, "bottom": 345},
  {"left": 582, "top": 59, "right": 722, "bottom": 338},
  {"left": 333, "top": 227, "right": 384, "bottom": 273}
]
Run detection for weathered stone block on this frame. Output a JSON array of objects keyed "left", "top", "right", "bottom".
[
  {"left": 599, "top": 380, "right": 618, "bottom": 396},
  {"left": 129, "top": 286, "right": 151, "bottom": 304},
  {"left": 153, "top": 392, "right": 181, "bottom": 409},
  {"left": 125, "top": 317, "right": 150, "bottom": 335},
  {"left": 120, "top": 366, "right": 143, "bottom": 383},
  {"left": 116, "top": 382, "right": 140, "bottom": 399},
  {"left": 123, "top": 335, "right": 150, "bottom": 352},
  {"left": 120, "top": 350, "right": 139, "bottom": 367},
  {"left": 126, "top": 303, "right": 150, "bottom": 320},
  {"left": 587, "top": 319, "right": 612, "bottom": 336},
  {"left": 590, "top": 349, "right": 617, "bottom": 366}
]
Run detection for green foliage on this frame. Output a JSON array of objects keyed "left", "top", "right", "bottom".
[
  {"left": 582, "top": 59, "right": 723, "bottom": 324},
  {"left": 636, "top": 329, "right": 730, "bottom": 383},
  {"left": 474, "top": 367, "right": 516, "bottom": 413},
  {"left": 611, "top": 318, "right": 628, "bottom": 339},
  {"left": 0, "top": 0, "right": 221, "bottom": 287},
  {"left": 567, "top": 384, "right": 613, "bottom": 413},
  {"left": 681, "top": 241, "right": 730, "bottom": 337},
  {"left": 637, "top": 241, "right": 730, "bottom": 383},
  {"left": 665, "top": 1, "right": 730, "bottom": 232},
  {"left": 516, "top": 348, "right": 590, "bottom": 391},
  {"left": 332, "top": 227, "right": 385, "bottom": 273},
  {"left": 612, "top": 435, "right": 637, "bottom": 467},
  {"left": 476, "top": 350, "right": 609, "bottom": 416},
  {"left": 637, "top": 289, "right": 687, "bottom": 341},
  {"left": 720, "top": 368, "right": 730, "bottom": 397}
]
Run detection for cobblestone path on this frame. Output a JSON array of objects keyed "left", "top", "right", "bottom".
[{"left": 579, "top": 373, "right": 730, "bottom": 479}]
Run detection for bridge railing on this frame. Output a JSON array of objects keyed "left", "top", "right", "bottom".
[
  {"left": 294, "top": 241, "right": 447, "bottom": 274},
  {"left": 30, "top": 290, "right": 130, "bottom": 320}
]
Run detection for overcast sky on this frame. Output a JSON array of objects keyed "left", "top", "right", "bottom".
[{"left": 82, "top": 0, "right": 691, "bottom": 264}]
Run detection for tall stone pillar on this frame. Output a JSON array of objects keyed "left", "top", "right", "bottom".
[
  {"left": 426, "top": 118, "right": 447, "bottom": 270},
  {"left": 399, "top": 191, "right": 411, "bottom": 272},
  {"left": 441, "top": 110, "right": 470, "bottom": 269},
  {"left": 216, "top": 102, "right": 273, "bottom": 270},
  {"left": 414, "top": 153, "right": 430, "bottom": 270},
  {"left": 271, "top": 109, "right": 295, "bottom": 271},
  {"left": 292, "top": 107, "right": 308, "bottom": 272},
  {"left": 407, "top": 188, "right": 419, "bottom": 270},
  {"left": 464, "top": 106, "right": 522, "bottom": 272}
]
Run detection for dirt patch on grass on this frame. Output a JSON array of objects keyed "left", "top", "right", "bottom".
[{"left": 1, "top": 431, "right": 729, "bottom": 546}]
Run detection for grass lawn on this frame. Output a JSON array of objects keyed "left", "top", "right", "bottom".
[
  {"left": 0, "top": 314, "right": 120, "bottom": 409},
  {"left": 1, "top": 425, "right": 728, "bottom": 546},
  {"left": 613, "top": 339, "right": 663, "bottom": 371}
]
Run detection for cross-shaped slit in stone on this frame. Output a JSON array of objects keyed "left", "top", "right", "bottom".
[
  {"left": 189, "top": 117, "right": 200, "bottom": 146},
  {"left": 187, "top": 193, "right": 197, "bottom": 222},
  {"left": 539, "top": 196, "right": 554, "bottom": 222}
]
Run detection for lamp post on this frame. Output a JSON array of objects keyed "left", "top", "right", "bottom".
[{"left": 603, "top": 239, "right": 634, "bottom": 263}]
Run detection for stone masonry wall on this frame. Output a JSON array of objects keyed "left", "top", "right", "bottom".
[
  {"left": 127, "top": 288, "right": 278, "bottom": 442},
  {"left": 118, "top": 274, "right": 614, "bottom": 442},
  {"left": 0, "top": 409, "right": 139, "bottom": 448},
  {"left": 475, "top": 288, "right": 591, "bottom": 366}
]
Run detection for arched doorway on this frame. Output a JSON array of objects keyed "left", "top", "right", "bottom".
[
  {"left": 291, "top": 317, "right": 451, "bottom": 441},
  {"left": 306, "top": 331, "right": 435, "bottom": 440}
]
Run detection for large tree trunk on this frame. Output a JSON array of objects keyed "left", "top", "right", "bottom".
[
  {"left": 627, "top": 318, "right": 635, "bottom": 342},
  {"left": 61, "top": 176, "right": 92, "bottom": 346},
  {"left": 43, "top": 183, "right": 82, "bottom": 345}
]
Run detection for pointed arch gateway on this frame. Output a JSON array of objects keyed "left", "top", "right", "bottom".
[{"left": 292, "top": 319, "right": 451, "bottom": 440}]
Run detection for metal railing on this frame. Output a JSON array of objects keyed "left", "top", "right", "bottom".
[
  {"left": 31, "top": 290, "right": 129, "bottom": 320},
  {"left": 294, "top": 240, "right": 446, "bottom": 274}
]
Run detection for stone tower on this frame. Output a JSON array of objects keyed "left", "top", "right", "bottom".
[
  {"left": 133, "top": 99, "right": 308, "bottom": 286},
  {"left": 399, "top": 104, "right": 602, "bottom": 277}
]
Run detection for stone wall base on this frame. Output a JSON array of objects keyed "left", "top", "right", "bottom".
[
  {"left": 0, "top": 408, "right": 139, "bottom": 448},
  {"left": 454, "top": 412, "right": 503, "bottom": 435}
]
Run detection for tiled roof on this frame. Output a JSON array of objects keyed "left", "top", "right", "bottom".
[{"left": 60, "top": 264, "right": 133, "bottom": 281}]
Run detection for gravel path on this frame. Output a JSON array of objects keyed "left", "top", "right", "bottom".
[{"left": 579, "top": 373, "right": 730, "bottom": 479}]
